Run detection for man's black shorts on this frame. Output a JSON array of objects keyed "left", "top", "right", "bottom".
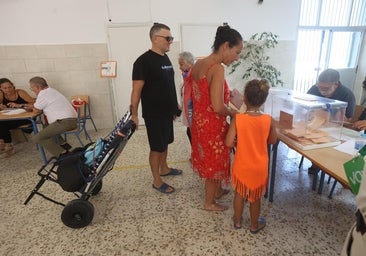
[{"left": 144, "top": 116, "right": 174, "bottom": 152}]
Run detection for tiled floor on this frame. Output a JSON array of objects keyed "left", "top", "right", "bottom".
[{"left": 0, "top": 122, "right": 357, "bottom": 255}]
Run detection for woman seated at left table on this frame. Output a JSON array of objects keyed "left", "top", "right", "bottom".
[{"left": 0, "top": 78, "right": 35, "bottom": 158}]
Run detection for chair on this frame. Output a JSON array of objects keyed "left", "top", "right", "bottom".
[
  {"left": 350, "top": 105, "right": 365, "bottom": 123},
  {"left": 71, "top": 95, "right": 97, "bottom": 133},
  {"left": 62, "top": 102, "right": 92, "bottom": 147}
]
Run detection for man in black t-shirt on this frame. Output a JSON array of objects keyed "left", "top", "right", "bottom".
[{"left": 130, "top": 23, "right": 182, "bottom": 194}]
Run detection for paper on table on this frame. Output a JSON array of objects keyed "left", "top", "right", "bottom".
[
  {"left": 1, "top": 108, "right": 26, "bottom": 115},
  {"left": 334, "top": 139, "right": 356, "bottom": 156},
  {"left": 341, "top": 128, "right": 361, "bottom": 141},
  {"left": 230, "top": 88, "right": 244, "bottom": 110},
  {"left": 293, "top": 94, "right": 318, "bottom": 101}
]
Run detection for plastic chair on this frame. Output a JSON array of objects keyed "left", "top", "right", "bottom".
[
  {"left": 71, "top": 95, "right": 97, "bottom": 132},
  {"left": 62, "top": 102, "right": 92, "bottom": 146}
]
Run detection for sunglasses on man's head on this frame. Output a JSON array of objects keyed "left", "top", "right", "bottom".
[{"left": 155, "top": 35, "right": 174, "bottom": 42}]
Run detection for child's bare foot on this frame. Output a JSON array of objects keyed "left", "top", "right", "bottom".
[
  {"left": 215, "top": 188, "right": 230, "bottom": 200},
  {"left": 204, "top": 202, "right": 228, "bottom": 211},
  {"left": 233, "top": 216, "right": 243, "bottom": 229}
]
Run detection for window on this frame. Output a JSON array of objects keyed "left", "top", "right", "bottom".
[{"left": 294, "top": 0, "right": 366, "bottom": 93}]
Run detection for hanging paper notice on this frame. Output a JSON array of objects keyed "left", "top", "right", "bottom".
[{"left": 100, "top": 61, "right": 117, "bottom": 77}]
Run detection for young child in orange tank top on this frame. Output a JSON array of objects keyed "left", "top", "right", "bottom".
[{"left": 225, "top": 79, "right": 277, "bottom": 233}]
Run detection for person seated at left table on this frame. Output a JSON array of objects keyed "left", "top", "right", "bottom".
[
  {"left": 29, "top": 76, "right": 77, "bottom": 158},
  {"left": 0, "top": 78, "right": 35, "bottom": 158}
]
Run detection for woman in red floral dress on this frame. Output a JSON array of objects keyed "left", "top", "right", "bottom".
[{"left": 188, "top": 25, "right": 243, "bottom": 211}]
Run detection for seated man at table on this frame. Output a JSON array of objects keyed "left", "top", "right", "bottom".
[
  {"left": 29, "top": 76, "right": 77, "bottom": 158},
  {"left": 0, "top": 78, "right": 35, "bottom": 158},
  {"left": 307, "top": 68, "right": 356, "bottom": 119},
  {"left": 307, "top": 68, "right": 356, "bottom": 174}
]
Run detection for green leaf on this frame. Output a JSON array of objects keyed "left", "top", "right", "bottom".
[{"left": 228, "top": 31, "right": 283, "bottom": 87}]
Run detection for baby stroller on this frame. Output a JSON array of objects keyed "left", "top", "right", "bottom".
[{"left": 24, "top": 111, "right": 136, "bottom": 228}]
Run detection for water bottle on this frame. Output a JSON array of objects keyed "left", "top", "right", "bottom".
[{"left": 354, "top": 131, "right": 366, "bottom": 151}]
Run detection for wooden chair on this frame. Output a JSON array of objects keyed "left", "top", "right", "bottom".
[
  {"left": 62, "top": 101, "right": 92, "bottom": 146},
  {"left": 350, "top": 104, "right": 365, "bottom": 123},
  {"left": 71, "top": 95, "right": 97, "bottom": 133}
]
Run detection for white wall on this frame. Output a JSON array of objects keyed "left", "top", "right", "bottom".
[
  {"left": 0, "top": 0, "right": 301, "bottom": 45},
  {"left": 0, "top": 0, "right": 303, "bottom": 126},
  {"left": 0, "top": 0, "right": 107, "bottom": 45},
  {"left": 1, "top": 0, "right": 365, "bottom": 122}
]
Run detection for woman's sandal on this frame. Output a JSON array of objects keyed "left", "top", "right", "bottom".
[
  {"left": 152, "top": 182, "right": 175, "bottom": 194},
  {"left": 250, "top": 217, "right": 266, "bottom": 234},
  {"left": 160, "top": 168, "right": 183, "bottom": 176}
]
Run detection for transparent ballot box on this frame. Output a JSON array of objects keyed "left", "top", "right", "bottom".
[
  {"left": 263, "top": 87, "right": 293, "bottom": 114},
  {"left": 272, "top": 93, "right": 347, "bottom": 150}
]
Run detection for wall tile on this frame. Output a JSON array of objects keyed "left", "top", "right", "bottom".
[
  {"left": 25, "top": 59, "right": 55, "bottom": 72},
  {"left": 81, "top": 56, "right": 101, "bottom": 70},
  {"left": 35, "top": 45, "right": 66, "bottom": 58},
  {"left": 65, "top": 44, "right": 107, "bottom": 57},
  {"left": 5, "top": 45, "right": 38, "bottom": 59},
  {"left": 11, "top": 74, "right": 34, "bottom": 89},
  {"left": 54, "top": 57, "right": 83, "bottom": 71},
  {"left": 0, "top": 59, "right": 27, "bottom": 73},
  {"left": 0, "top": 46, "right": 6, "bottom": 58},
  {"left": 90, "top": 44, "right": 108, "bottom": 57}
]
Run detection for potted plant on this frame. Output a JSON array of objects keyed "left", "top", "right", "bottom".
[{"left": 229, "top": 32, "right": 283, "bottom": 87}]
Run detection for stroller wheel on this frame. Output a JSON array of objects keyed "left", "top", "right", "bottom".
[
  {"left": 91, "top": 180, "right": 103, "bottom": 196},
  {"left": 61, "top": 199, "right": 94, "bottom": 228}
]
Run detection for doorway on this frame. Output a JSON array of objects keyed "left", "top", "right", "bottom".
[{"left": 107, "top": 24, "right": 151, "bottom": 124}]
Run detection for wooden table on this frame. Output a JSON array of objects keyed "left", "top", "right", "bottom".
[
  {"left": 268, "top": 132, "right": 352, "bottom": 202},
  {"left": 0, "top": 109, "right": 47, "bottom": 163}
]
